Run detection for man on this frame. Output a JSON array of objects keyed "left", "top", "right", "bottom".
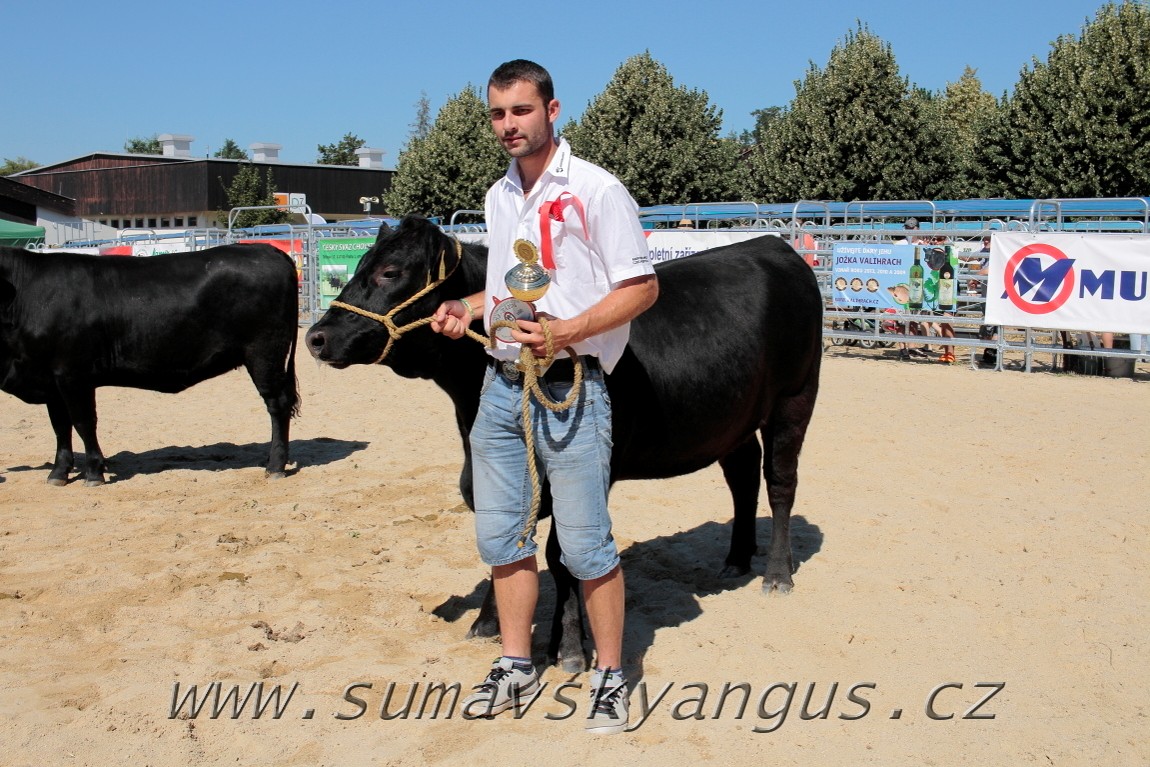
[{"left": 431, "top": 59, "right": 658, "bottom": 734}]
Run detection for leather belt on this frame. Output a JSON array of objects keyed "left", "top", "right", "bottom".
[{"left": 490, "top": 355, "right": 599, "bottom": 383}]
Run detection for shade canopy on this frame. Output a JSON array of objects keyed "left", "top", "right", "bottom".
[{"left": 0, "top": 218, "right": 45, "bottom": 247}]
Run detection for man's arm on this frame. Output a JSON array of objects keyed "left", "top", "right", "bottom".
[{"left": 511, "top": 273, "right": 658, "bottom": 357}]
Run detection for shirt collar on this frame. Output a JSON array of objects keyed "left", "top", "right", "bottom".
[{"left": 504, "top": 138, "right": 572, "bottom": 193}]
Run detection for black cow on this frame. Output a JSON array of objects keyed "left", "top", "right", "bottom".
[
  {"left": 305, "top": 217, "right": 821, "bottom": 671},
  {"left": 0, "top": 244, "right": 300, "bottom": 486}
]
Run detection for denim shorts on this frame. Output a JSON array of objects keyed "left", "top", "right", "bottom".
[{"left": 469, "top": 358, "right": 617, "bottom": 580}]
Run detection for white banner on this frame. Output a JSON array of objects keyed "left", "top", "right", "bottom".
[
  {"left": 985, "top": 232, "right": 1150, "bottom": 333},
  {"left": 644, "top": 230, "right": 779, "bottom": 263},
  {"left": 453, "top": 230, "right": 780, "bottom": 263}
]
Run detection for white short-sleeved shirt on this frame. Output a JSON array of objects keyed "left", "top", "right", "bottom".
[{"left": 483, "top": 138, "right": 654, "bottom": 373}]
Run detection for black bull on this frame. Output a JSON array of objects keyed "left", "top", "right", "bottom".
[
  {"left": 0, "top": 244, "right": 300, "bottom": 486},
  {"left": 305, "top": 217, "right": 822, "bottom": 671}
]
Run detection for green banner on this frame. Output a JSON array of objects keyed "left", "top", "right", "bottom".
[{"left": 315, "top": 237, "right": 374, "bottom": 309}]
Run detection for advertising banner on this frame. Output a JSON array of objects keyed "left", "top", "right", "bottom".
[
  {"left": 131, "top": 242, "right": 192, "bottom": 257},
  {"left": 315, "top": 238, "right": 374, "bottom": 309},
  {"left": 985, "top": 233, "right": 1150, "bottom": 333},
  {"left": 830, "top": 241, "right": 962, "bottom": 312}
]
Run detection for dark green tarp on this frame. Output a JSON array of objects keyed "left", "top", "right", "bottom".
[{"left": 0, "top": 218, "right": 46, "bottom": 247}]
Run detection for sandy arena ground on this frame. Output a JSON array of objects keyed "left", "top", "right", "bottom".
[{"left": 1, "top": 334, "right": 1147, "bottom": 766}]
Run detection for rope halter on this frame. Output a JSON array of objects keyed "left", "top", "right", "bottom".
[{"left": 329, "top": 238, "right": 464, "bottom": 364}]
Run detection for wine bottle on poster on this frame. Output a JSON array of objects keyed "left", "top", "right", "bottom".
[
  {"left": 937, "top": 246, "right": 955, "bottom": 311},
  {"left": 908, "top": 247, "right": 924, "bottom": 310}
]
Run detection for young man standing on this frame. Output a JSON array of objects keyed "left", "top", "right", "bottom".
[{"left": 431, "top": 59, "right": 657, "bottom": 733}]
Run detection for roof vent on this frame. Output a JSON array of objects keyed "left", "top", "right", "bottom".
[
  {"left": 158, "top": 134, "right": 194, "bottom": 158},
  {"left": 250, "top": 142, "right": 282, "bottom": 163},
  {"left": 356, "top": 147, "right": 386, "bottom": 169}
]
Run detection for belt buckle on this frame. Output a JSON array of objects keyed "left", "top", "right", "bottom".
[{"left": 500, "top": 359, "right": 521, "bottom": 381}]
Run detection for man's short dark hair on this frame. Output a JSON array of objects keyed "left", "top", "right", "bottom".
[{"left": 489, "top": 59, "right": 555, "bottom": 105}]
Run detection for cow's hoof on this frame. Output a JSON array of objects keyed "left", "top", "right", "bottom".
[
  {"left": 83, "top": 478, "right": 105, "bottom": 487},
  {"left": 558, "top": 654, "right": 587, "bottom": 674},
  {"left": 466, "top": 618, "right": 500, "bottom": 640},
  {"left": 47, "top": 476, "right": 68, "bottom": 487},
  {"left": 762, "top": 577, "right": 794, "bottom": 595},
  {"left": 718, "top": 563, "right": 751, "bottom": 579},
  {"left": 266, "top": 470, "right": 287, "bottom": 480}
]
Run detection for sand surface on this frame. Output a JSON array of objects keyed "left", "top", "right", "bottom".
[{"left": 1, "top": 334, "right": 1146, "bottom": 766}]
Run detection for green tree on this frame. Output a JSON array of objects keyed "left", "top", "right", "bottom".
[
  {"left": 220, "top": 163, "right": 289, "bottom": 228},
  {"left": 1, "top": 156, "right": 39, "bottom": 176},
  {"left": 317, "top": 133, "right": 366, "bottom": 166},
  {"left": 124, "top": 135, "right": 161, "bottom": 154},
  {"left": 936, "top": 67, "right": 1002, "bottom": 199},
  {"left": 728, "top": 107, "right": 784, "bottom": 148},
  {"left": 743, "top": 24, "right": 946, "bottom": 202},
  {"left": 994, "top": 1, "right": 1150, "bottom": 197},
  {"left": 382, "top": 85, "right": 505, "bottom": 219},
  {"left": 214, "top": 138, "right": 248, "bottom": 160},
  {"left": 563, "top": 52, "right": 737, "bottom": 206}
]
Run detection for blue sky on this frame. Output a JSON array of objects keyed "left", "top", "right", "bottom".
[{"left": 4, "top": 0, "right": 1108, "bottom": 168}]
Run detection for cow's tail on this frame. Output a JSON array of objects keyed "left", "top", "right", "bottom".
[{"left": 287, "top": 324, "right": 302, "bottom": 419}]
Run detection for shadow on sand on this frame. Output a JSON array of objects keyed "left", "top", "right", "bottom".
[
  {"left": 434, "top": 514, "right": 824, "bottom": 678},
  {"left": 5, "top": 436, "right": 369, "bottom": 484}
]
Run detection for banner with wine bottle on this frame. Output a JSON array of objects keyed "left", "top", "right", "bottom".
[{"left": 830, "top": 242, "right": 958, "bottom": 312}]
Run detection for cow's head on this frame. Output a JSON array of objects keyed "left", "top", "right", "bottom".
[{"left": 305, "top": 217, "right": 487, "bottom": 380}]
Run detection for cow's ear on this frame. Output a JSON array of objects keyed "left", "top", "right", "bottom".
[{"left": 374, "top": 222, "right": 392, "bottom": 244}]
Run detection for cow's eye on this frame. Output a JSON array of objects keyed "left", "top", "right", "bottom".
[{"left": 372, "top": 265, "right": 402, "bottom": 286}]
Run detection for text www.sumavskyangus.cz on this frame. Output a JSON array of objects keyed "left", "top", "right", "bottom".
[{"left": 168, "top": 679, "right": 1005, "bottom": 732}]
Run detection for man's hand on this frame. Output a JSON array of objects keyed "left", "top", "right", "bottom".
[
  {"left": 431, "top": 299, "right": 471, "bottom": 340},
  {"left": 511, "top": 274, "right": 658, "bottom": 357},
  {"left": 510, "top": 314, "right": 582, "bottom": 357}
]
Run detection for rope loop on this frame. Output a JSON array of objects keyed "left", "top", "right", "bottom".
[
  {"left": 487, "top": 317, "right": 583, "bottom": 547},
  {"left": 328, "top": 239, "right": 583, "bottom": 549}
]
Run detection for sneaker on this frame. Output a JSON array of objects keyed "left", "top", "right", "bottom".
[
  {"left": 461, "top": 657, "right": 540, "bottom": 718},
  {"left": 585, "top": 669, "right": 629, "bottom": 734}
]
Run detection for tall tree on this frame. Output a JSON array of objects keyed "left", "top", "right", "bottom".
[
  {"left": 220, "top": 163, "right": 289, "bottom": 228},
  {"left": 1, "top": 157, "right": 39, "bottom": 176},
  {"left": 743, "top": 24, "right": 946, "bottom": 203},
  {"left": 214, "top": 139, "right": 248, "bottom": 160},
  {"left": 994, "top": 1, "right": 1150, "bottom": 197},
  {"left": 124, "top": 135, "right": 161, "bottom": 154},
  {"left": 409, "top": 91, "right": 433, "bottom": 143},
  {"left": 317, "top": 133, "right": 366, "bottom": 166},
  {"left": 936, "top": 67, "right": 1002, "bottom": 199},
  {"left": 382, "top": 85, "right": 505, "bottom": 220},
  {"left": 563, "top": 52, "right": 737, "bottom": 206}
]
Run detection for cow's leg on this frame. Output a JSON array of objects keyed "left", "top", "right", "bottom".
[
  {"left": 245, "top": 353, "right": 297, "bottom": 477},
  {"left": 545, "top": 523, "right": 588, "bottom": 672},
  {"left": 264, "top": 403, "right": 292, "bottom": 478},
  {"left": 56, "top": 382, "right": 107, "bottom": 486},
  {"left": 718, "top": 434, "right": 763, "bottom": 578},
  {"left": 467, "top": 582, "right": 500, "bottom": 640},
  {"left": 45, "top": 396, "right": 76, "bottom": 486},
  {"left": 760, "top": 387, "right": 818, "bottom": 594}
]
